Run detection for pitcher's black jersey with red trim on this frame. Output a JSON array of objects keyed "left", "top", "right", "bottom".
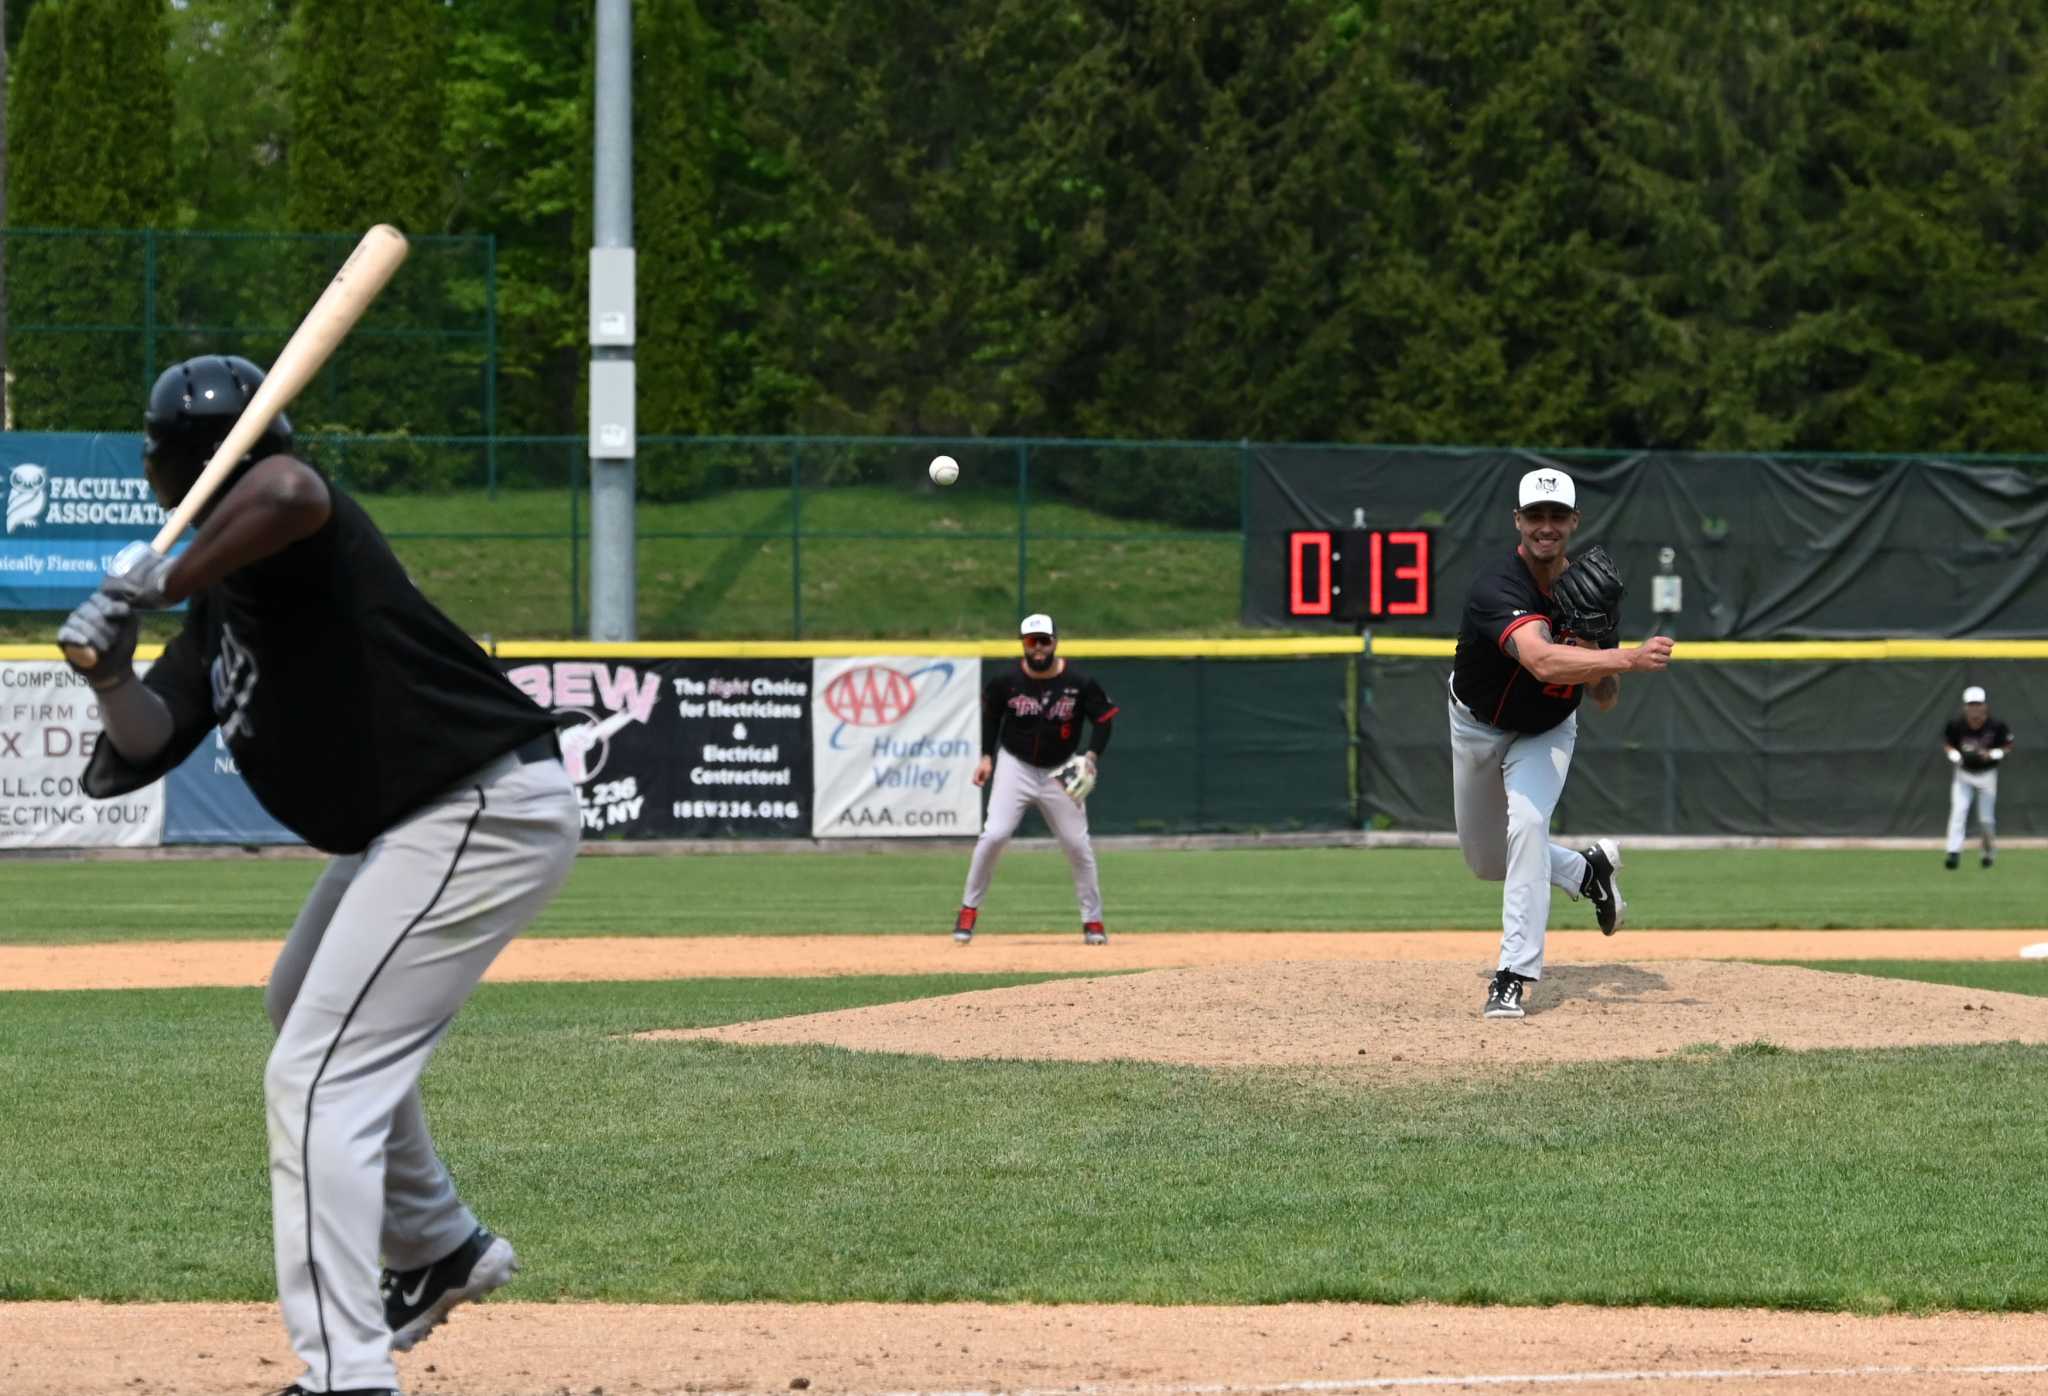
[
  {"left": 982, "top": 662, "right": 1117, "bottom": 768},
  {"left": 82, "top": 478, "right": 558, "bottom": 853},
  {"left": 1945, "top": 716, "right": 2015, "bottom": 773},
  {"left": 1451, "top": 547, "right": 1585, "bottom": 734}
]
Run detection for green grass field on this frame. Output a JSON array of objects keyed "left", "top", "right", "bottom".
[
  {"left": 2, "top": 973, "right": 2045, "bottom": 1309},
  {"left": 0, "top": 484, "right": 1245, "bottom": 643},
  {"left": 3, "top": 848, "right": 2045, "bottom": 1314},
  {"left": 0, "top": 845, "right": 2039, "bottom": 943}
]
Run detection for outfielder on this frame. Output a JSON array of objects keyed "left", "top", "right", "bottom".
[
  {"left": 1943, "top": 684, "right": 2015, "bottom": 869},
  {"left": 1449, "top": 468, "right": 1675, "bottom": 1019},
  {"left": 955, "top": 614, "right": 1118, "bottom": 944},
  {"left": 60, "top": 355, "right": 578, "bottom": 1396}
]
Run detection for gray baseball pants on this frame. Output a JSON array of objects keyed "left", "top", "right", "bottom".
[
  {"left": 1946, "top": 767, "right": 1998, "bottom": 854},
  {"left": 263, "top": 750, "right": 579, "bottom": 1394},
  {"left": 962, "top": 748, "right": 1103, "bottom": 922},
  {"left": 1448, "top": 692, "right": 1588, "bottom": 980}
]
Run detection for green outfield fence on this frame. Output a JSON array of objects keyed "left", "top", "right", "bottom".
[
  {"left": 293, "top": 434, "right": 1249, "bottom": 642},
  {"left": 0, "top": 227, "right": 497, "bottom": 441},
  {"left": 6, "top": 223, "right": 2046, "bottom": 645}
]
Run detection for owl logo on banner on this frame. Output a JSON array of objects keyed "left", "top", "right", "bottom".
[{"left": 6, "top": 464, "right": 48, "bottom": 533}]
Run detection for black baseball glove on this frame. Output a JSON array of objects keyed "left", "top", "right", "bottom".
[{"left": 1552, "top": 545, "right": 1624, "bottom": 648}]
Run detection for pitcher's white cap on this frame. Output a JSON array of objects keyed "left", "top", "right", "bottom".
[
  {"left": 1517, "top": 468, "right": 1576, "bottom": 510},
  {"left": 1020, "top": 613, "right": 1056, "bottom": 637},
  {"left": 1963, "top": 685, "right": 1987, "bottom": 704}
]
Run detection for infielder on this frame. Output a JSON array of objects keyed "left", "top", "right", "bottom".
[
  {"left": 955, "top": 614, "right": 1118, "bottom": 944},
  {"left": 1943, "top": 684, "right": 2015, "bottom": 869},
  {"left": 61, "top": 355, "right": 579, "bottom": 1396},
  {"left": 1449, "top": 468, "right": 1675, "bottom": 1019}
]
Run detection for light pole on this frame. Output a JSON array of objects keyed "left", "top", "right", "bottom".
[
  {"left": 1652, "top": 546, "right": 1682, "bottom": 832},
  {"left": 588, "top": 0, "right": 637, "bottom": 641}
]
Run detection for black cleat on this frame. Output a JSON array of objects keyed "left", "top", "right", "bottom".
[
  {"left": 1945, "top": 852, "right": 1960, "bottom": 870},
  {"left": 1483, "top": 969, "right": 1528, "bottom": 1019},
  {"left": 1580, "top": 838, "right": 1626, "bottom": 935},
  {"left": 1982, "top": 854, "right": 1994, "bottom": 869},
  {"left": 382, "top": 1225, "right": 519, "bottom": 1353}
]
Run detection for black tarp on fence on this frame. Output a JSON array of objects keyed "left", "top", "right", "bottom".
[
  {"left": 1247, "top": 448, "right": 2048, "bottom": 638},
  {"left": 1360, "top": 655, "right": 2043, "bottom": 838}
]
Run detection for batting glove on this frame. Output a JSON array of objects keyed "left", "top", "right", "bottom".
[
  {"left": 1947, "top": 749, "right": 1963, "bottom": 765},
  {"left": 1991, "top": 748, "right": 2006, "bottom": 762},
  {"left": 57, "top": 591, "right": 140, "bottom": 690},
  {"left": 99, "top": 540, "right": 178, "bottom": 609}
]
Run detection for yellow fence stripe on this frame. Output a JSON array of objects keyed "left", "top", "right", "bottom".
[
  {"left": 1369, "top": 637, "right": 2048, "bottom": 661},
  {"left": 1368, "top": 637, "right": 1457, "bottom": 658},
  {"left": 4, "top": 635, "right": 2047, "bottom": 665}
]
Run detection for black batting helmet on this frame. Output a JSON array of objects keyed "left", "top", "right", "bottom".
[{"left": 143, "top": 355, "right": 295, "bottom": 479}]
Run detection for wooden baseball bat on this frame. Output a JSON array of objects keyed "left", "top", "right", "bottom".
[{"left": 65, "top": 224, "right": 411, "bottom": 669}]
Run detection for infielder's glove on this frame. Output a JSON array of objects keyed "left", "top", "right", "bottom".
[
  {"left": 1552, "top": 544, "right": 1625, "bottom": 648},
  {"left": 1052, "top": 753, "right": 1097, "bottom": 806}
]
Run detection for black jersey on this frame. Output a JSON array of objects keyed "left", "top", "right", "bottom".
[
  {"left": 82, "top": 478, "right": 557, "bottom": 853},
  {"left": 982, "top": 660, "right": 1117, "bottom": 768},
  {"left": 1945, "top": 716, "right": 2015, "bottom": 773},
  {"left": 1450, "top": 547, "right": 1584, "bottom": 734}
]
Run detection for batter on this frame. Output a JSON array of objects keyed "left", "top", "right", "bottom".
[
  {"left": 59, "top": 354, "right": 578, "bottom": 1396},
  {"left": 1447, "top": 468, "right": 1675, "bottom": 1019},
  {"left": 955, "top": 614, "right": 1118, "bottom": 944}
]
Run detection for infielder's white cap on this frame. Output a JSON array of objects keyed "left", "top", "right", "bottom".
[
  {"left": 1963, "top": 685, "right": 1988, "bottom": 704},
  {"left": 1517, "top": 468, "right": 1576, "bottom": 510},
  {"left": 1020, "top": 613, "right": 1056, "bottom": 637}
]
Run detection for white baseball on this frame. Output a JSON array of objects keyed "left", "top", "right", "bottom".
[{"left": 929, "top": 454, "right": 959, "bottom": 486}]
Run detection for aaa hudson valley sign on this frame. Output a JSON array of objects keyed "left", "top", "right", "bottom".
[{"left": 811, "top": 657, "right": 980, "bottom": 837}]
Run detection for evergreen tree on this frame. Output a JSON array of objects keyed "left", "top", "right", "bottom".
[
  {"left": 628, "top": 0, "right": 716, "bottom": 437},
  {"left": 1796, "top": 0, "right": 2048, "bottom": 452},
  {"left": 287, "top": 0, "right": 458, "bottom": 445},
  {"left": 1062, "top": 0, "right": 1368, "bottom": 446},
  {"left": 6, "top": 0, "right": 174, "bottom": 430},
  {"left": 163, "top": 0, "right": 292, "bottom": 231},
  {"left": 1344, "top": 0, "right": 1631, "bottom": 449},
  {"left": 441, "top": 0, "right": 591, "bottom": 437},
  {"left": 286, "top": 0, "right": 445, "bottom": 235},
  {"left": 567, "top": 0, "right": 721, "bottom": 497},
  {"left": 721, "top": 0, "right": 1109, "bottom": 439}
]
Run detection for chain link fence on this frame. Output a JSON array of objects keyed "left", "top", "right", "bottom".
[
  {"left": 309, "top": 435, "right": 1249, "bottom": 641},
  {"left": 1, "top": 228, "right": 495, "bottom": 436}
]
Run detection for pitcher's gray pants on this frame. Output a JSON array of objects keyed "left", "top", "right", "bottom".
[
  {"left": 1449, "top": 693, "right": 1588, "bottom": 980},
  {"left": 1946, "top": 767, "right": 1998, "bottom": 855},
  {"left": 963, "top": 749, "right": 1103, "bottom": 922},
  {"left": 263, "top": 751, "right": 579, "bottom": 1394}
]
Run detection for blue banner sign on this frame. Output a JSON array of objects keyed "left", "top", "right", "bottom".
[
  {"left": 2, "top": 432, "right": 164, "bottom": 610},
  {"left": 162, "top": 728, "right": 304, "bottom": 847}
]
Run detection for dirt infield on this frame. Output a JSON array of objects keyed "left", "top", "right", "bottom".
[
  {"left": 6, "top": 1299, "right": 2048, "bottom": 1396},
  {"left": 1, "top": 927, "right": 2040, "bottom": 992},
  {"left": 9, "top": 928, "right": 2048, "bottom": 1395},
  {"left": 653, "top": 958, "right": 2048, "bottom": 1079}
]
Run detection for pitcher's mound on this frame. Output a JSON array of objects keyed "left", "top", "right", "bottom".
[{"left": 639, "top": 961, "right": 2048, "bottom": 1078}]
